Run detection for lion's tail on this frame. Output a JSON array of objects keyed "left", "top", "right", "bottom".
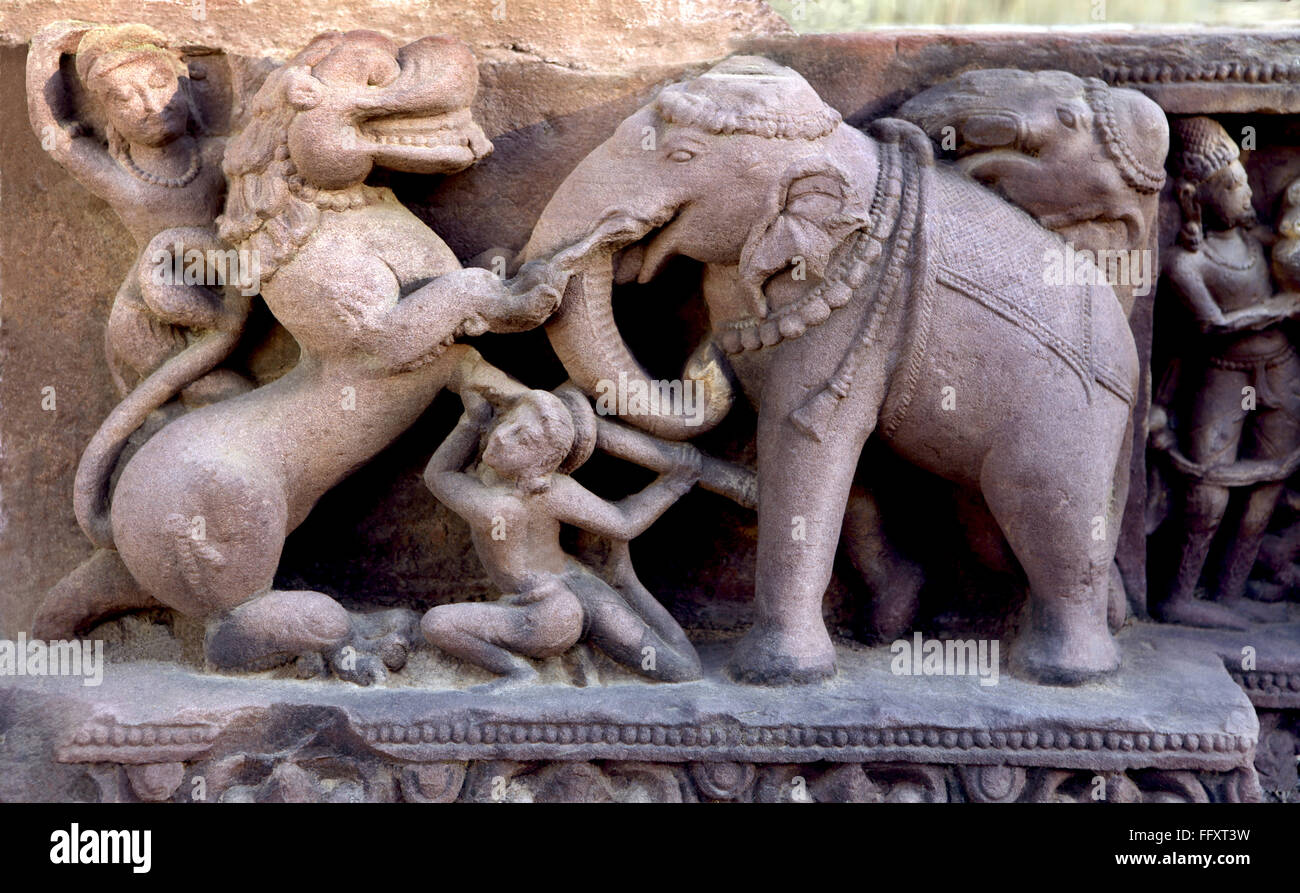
[{"left": 74, "top": 329, "right": 243, "bottom": 550}]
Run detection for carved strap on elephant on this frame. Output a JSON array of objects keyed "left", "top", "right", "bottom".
[
  {"left": 921, "top": 166, "right": 1137, "bottom": 413},
  {"left": 519, "top": 56, "right": 1140, "bottom": 684}
]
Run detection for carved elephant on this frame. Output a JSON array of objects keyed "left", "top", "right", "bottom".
[
  {"left": 892, "top": 69, "right": 1169, "bottom": 624},
  {"left": 897, "top": 68, "right": 1169, "bottom": 314},
  {"left": 522, "top": 57, "right": 1139, "bottom": 685}
]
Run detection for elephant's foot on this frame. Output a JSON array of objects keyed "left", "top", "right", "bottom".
[
  {"left": 1010, "top": 625, "right": 1120, "bottom": 686},
  {"left": 861, "top": 559, "right": 925, "bottom": 643},
  {"left": 726, "top": 623, "right": 836, "bottom": 685}
]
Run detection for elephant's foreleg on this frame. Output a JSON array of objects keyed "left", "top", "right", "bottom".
[
  {"left": 728, "top": 402, "right": 870, "bottom": 684},
  {"left": 1107, "top": 411, "right": 1136, "bottom": 632},
  {"left": 842, "top": 484, "right": 924, "bottom": 643}
]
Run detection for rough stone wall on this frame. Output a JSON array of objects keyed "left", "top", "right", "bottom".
[{"left": 0, "top": 0, "right": 792, "bottom": 65}]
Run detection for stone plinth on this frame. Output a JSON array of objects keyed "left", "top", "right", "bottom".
[{"left": 0, "top": 625, "right": 1262, "bottom": 802}]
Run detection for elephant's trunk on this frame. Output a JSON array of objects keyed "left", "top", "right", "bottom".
[{"left": 523, "top": 171, "right": 734, "bottom": 440}]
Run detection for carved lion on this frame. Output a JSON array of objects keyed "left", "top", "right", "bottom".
[{"left": 37, "top": 30, "right": 566, "bottom": 683}]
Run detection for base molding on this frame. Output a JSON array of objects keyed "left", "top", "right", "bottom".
[
  {"left": 0, "top": 625, "right": 1272, "bottom": 802},
  {"left": 74, "top": 756, "right": 1265, "bottom": 803}
]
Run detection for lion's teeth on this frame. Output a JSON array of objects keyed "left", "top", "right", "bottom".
[{"left": 367, "top": 132, "right": 446, "bottom": 147}]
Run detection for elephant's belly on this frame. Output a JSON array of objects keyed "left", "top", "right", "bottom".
[
  {"left": 884, "top": 172, "right": 1138, "bottom": 485},
  {"left": 884, "top": 280, "right": 1133, "bottom": 488}
]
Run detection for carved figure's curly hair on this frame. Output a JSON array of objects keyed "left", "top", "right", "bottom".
[{"left": 1171, "top": 116, "right": 1241, "bottom": 251}]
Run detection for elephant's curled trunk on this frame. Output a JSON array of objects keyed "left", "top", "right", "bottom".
[{"left": 537, "top": 238, "right": 734, "bottom": 442}]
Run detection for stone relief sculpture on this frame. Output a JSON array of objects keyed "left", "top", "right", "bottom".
[
  {"left": 8, "top": 16, "right": 1298, "bottom": 806},
  {"left": 26, "top": 21, "right": 262, "bottom": 639},
  {"left": 421, "top": 385, "right": 704, "bottom": 687},
  {"left": 26, "top": 21, "right": 250, "bottom": 404},
  {"left": 1149, "top": 117, "right": 1300, "bottom": 629},
  {"left": 1271, "top": 174, "right": 1300, "bottom": 293},
  {"left": 1244, "top": 176, "right": 1300, "bottom": 607},
  {"left": 1250, "top": 486, "right": 1300, "bottom": 603},
  {"left": 524, "top": 57, "right": 1138, "bottom": 685},
  {"left": 898, "top": 69, "right": 1168, "bottom": 315},
  {"left": 860, "top": 69, "right": 1169, "bottom": 641},
  {"left": 33, "top": 29, "right": 570, "bottom": 682}
]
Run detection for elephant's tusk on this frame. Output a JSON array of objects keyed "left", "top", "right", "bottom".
[{"left": 594, "top": 418, "right": 757, "bottom": 510}]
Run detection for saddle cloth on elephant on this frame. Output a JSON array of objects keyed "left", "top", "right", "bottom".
[
  {"left": 788, "top": 117, "right": 1135, "bottom": 442},
  {"left": 924, "top": 168, "right": 1136, "bottom": 411}
]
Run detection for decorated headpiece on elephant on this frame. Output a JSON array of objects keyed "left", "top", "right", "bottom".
[
  {"left": 524, "top": 56, "right": 1139, "bottom": 685},
  {"left": 897, "top": 69, "right": 1167, "bottom": 315}
]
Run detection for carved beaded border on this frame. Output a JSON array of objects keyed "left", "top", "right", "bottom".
[
  {"left": 1103, "top": 61, "right": 1300, "bottom": 85},
  {"left": 1230, "top": 670, "right": 1300, "bottom": 706},
  {"left": 57, "top": 721, "right": 221, "bottom": 763},
  {"left": 357, "top": 721, "right": 1253, "bottom": 756}
]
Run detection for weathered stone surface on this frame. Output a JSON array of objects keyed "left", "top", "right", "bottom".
[
  {"left": 9, "top": 28, "right": 1300, "bottom": 642},
  {"left": 1133, "top": 619, "right": 1300, "bottom": 710},
  {"left": 0, "top": 0, "right": 791, "bottom": 65},
  {"left": 3, "top": 7, "right": 1299, "bottom": 806},
  {"left": 0, "top": 627, "right": 1261, "bottom": 802}
]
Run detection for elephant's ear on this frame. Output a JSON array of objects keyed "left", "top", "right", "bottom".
[{"left": 739, "top": 157, "right": 860, "bottom": 318}]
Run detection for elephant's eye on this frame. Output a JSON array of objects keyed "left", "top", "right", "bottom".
[
  {"left": 1056, "top": 107, "right": 1078, "bottom": 129},
  {"left": 667, "top": 149, "right": 695, "bottom": 163}
]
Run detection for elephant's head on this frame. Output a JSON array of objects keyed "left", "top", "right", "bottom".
[
  {"left": 897, "top": 69, "right": 1167, "bottom": 257},
  {"left": 522, "top": 56, "right": 864, "bottom": 440}
]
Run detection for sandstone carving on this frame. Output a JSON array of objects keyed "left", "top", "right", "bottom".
[
  {"left": 26, "top": 21, "right": 250, "bottom": 403},
  {"left": 1150, "top": 116, "right": 1300, "bottom": 629},
  {"left": 8, "top": 15, "right": 1299, "bottom": 808},
  {"left": 866, "top": 68, "right": 1170, "bottom": 642},
  {"left": 898, "top": 68, "right": 1168, "bottom": 314},
  {"left": 33, "top": 29, "right": 570, "bottom": 682},
  {"left": 525, "top": 57, "right": 1138, "bottom": 685},
  {"left": 421, "top": 384, "right": 703, "bottom": 686},
  {"left": 26, "top": 21, "right": 261, "bottom": 640}
]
